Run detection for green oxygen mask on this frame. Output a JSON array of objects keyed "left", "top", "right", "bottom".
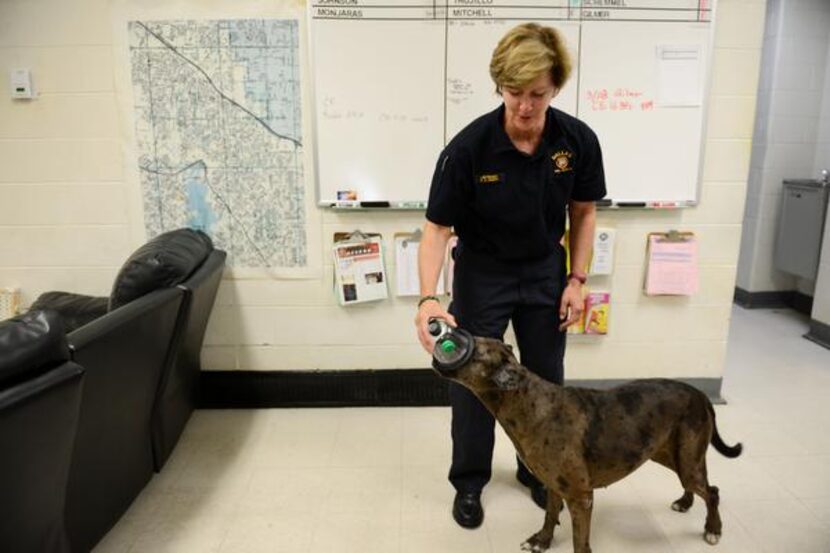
[{"left": 428, "top": 318, "right": 475, "bottom": 373}]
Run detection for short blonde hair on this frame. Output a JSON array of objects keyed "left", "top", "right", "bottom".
[{"left": 489, "top": 23, "right": 572, "bottom": 92}]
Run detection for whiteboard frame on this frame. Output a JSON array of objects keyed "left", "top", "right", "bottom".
[{"left": 309, "top": 1, "right": 719, "bottom": 210}]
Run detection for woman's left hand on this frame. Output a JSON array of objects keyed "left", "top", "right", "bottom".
[{"left": 558, "top": 282, "right": 584, "bottom": 331}]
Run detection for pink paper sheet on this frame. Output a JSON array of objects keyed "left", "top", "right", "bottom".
[{"left": 645, "top": 234, "right": 699, "bottom": 296}]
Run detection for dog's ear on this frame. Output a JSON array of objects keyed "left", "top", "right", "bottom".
[{"left": 492, "top": 364, "right": 521, "bottom": 391}]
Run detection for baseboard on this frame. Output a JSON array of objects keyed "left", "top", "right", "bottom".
[
  {"left": 791, "top": 292, "right": 814, "bottom": 316},
  {"left": 734, "top": 287, "right": 813, "bottom": 316},
  {"left": 199, "top": 369, "right": 450, "bottom": 408},
  {"left": 805, "top": 318, "right": 830, "bottom": 351},
  {"left": 199, "top": 370, "right": 725, "bottom": 408}
]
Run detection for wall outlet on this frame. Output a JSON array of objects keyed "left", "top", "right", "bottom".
[{"left": 10, "top": 69, "right": 35, "bottom": 99}]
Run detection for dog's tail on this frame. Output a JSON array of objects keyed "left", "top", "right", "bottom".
[{"left": 708, "top": 402, "right": 743, "bottom": 458}]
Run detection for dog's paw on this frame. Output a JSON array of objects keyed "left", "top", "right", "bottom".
[
  {"left": 704, "top": 532, "right": 720, "bottom": 545},
  {"left": 671, "top": 500, "right": 692, "bottom": 513},
  {"left": 520, "top": 535, "right": 551, "bottom": 553},
  {"left": 671, "top": 501, "right": 689, "bottom": 513},
  {"left": 520, "top": 541, "right": 548, "bottom": 553}
]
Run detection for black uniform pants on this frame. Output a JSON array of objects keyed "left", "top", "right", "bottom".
[{"left": 448, "top": 244, "right": 567, "bottom": 494}]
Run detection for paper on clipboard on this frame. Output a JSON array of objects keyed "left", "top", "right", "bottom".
[
  {"left": 645, "top": 232, "right": 699, "bottom": 296},
  {"left": 333, "top": 235, "right": 388, "bottom": 305},
  {"left": 445, "top": 235, "right": 458, "bottom": 294},
  {"left": 394, "top": 233, "right": 446, "bottom": 296},
  {"left": 656, "top": 45, "right": 702, "bottom": 107}
]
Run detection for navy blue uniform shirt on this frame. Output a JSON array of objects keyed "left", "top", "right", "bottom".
[{"left": 426, "top": 104, "right": 607, "bottom": 262}]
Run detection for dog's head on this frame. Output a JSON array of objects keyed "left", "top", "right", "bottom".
[{"left": 433, "top": 336, "right": 526, "bottom": 394}]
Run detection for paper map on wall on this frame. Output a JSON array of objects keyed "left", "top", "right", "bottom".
[{"left": 129, "top": 19, "right": 306, "bottom": 267}]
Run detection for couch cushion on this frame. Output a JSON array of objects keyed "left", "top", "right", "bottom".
[
  {"left": 110, "top": 228, "right": 213, "bottom": 310},
  {"left": 0, "top": 310, "right": 70, "bottom": 387},
  {"left": 30, "top": 292, "right": 109, "bottom": 333}
]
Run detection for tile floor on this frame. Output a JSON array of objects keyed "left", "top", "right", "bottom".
[{"left": 96, "top": 306, "right": 830, "bottom": 552}]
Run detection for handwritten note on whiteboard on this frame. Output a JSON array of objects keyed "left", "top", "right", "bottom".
[{"left": 645, "top": 233, "right": 699, "bottom": 296}]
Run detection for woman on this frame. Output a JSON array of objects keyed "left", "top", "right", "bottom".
[{"left": 415, "top": 22, "right": 606, "bottom": 529}]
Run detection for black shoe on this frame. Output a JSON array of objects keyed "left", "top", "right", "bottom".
[
  {"left": 452, "top": 491, "right": 484, "bottom": 529},
  {"left": 517, "top": 470, "right": 547, "bottom": 510}
]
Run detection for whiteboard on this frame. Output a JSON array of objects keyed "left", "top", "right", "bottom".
[
  {"left": 309, "top": 1, "right": 715, "bottom": 207},
  {"left": 578, "top": 21, "right": 709, "bottom": 203}
]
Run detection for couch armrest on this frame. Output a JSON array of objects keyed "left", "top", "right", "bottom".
[
  {"left": 30, "top": 292, "right": 108, "bottom": 333},
  {"left": 0, "top": 310, "right": 70, "bottom": 388}
]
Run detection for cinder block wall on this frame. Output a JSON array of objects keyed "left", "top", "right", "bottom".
[
  {"left": 0, "top": 0, "right": 767, "bottom": 381},
  {"left": 736, "top": 0, "right": 830, "bottom": 295}
]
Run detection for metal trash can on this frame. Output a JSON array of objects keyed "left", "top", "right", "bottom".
[{"left": 774, "top": 178, "right": 830, "bottom": 280}]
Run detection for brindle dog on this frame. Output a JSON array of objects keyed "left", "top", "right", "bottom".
[{"left": 434, "top": 337, "right": 743, "bottom": 553}]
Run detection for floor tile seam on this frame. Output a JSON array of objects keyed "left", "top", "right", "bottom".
[
  {"left": 221, "top": 469, "right": 258, "bottom": 520},
  {"left": 626, "top": 475, "right": 682, "bottom": 507},
  {"left": 709, "top": 501, "right": 767, "bottom": 552},
  {"left": 482, "top": 515, "right": 498, "bottom": 553},
  {"left": 302, "top": 484, "right": 345, "bottom": 552},
  {"left": 647, "top": 505, "right": 693, "bottom": 553},
  {"left": 750, "top": 455, "right": 830, "bottom": 498},
  {"left": 398, "top": 436, "right": 405, "bottom": 553},
  {"left": 793, "top": 495, "right": 830, "bottom": 532},
  {"left": 111, "top": 527, "right": 142, "bottom": 553},
  {"left": 726, "top": 498, "right": 829, "bottom": 553},
  {"left": 324, "top": 462, "right": 406, "bottom": 471},
  {"left": 315, "top": 420, "right": 341, "bottom": 467},
  {"left": 210, "top": 513, "right": 239, "bottom": 553}
]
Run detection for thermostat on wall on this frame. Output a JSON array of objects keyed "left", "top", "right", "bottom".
[{"left": 10, "top": 68, "right": 35, "bottom": 99}]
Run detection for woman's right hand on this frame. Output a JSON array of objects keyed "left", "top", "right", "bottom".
[{"left": 415, "top": 299, "right": 457, "bottom": 354}]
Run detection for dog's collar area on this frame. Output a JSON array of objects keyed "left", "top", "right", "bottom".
[{"left": 431, "top": 327, "right": 475, "bottom": 373}]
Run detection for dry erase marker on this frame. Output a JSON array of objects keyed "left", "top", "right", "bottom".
[
  {"left": 360, "top": 201, "right": 390, "bottom": 208},
  {"left": 396, "top": 201, "right": 427, "bottom": 209}
]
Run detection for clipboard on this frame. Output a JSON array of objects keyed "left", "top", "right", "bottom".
[
  {"left": 644, "top": 230, "right": 699, "bottom": 296},
  {"left": 333, "top": 230, "right": 388, "bottom": 305},
  {"left": 393, "top": 229, "right": 450, "bottom": 297}
]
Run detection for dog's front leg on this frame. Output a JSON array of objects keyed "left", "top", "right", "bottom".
[
  {"left": 520, "top": 490, "right": 563, "bottom": 553},
  {"left": 566, "top": 492, "right": 594, "bottom": 553}
]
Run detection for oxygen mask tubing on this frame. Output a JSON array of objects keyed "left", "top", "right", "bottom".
[{"left": 428, "top": 318, "right": 474, "bottom": 373}]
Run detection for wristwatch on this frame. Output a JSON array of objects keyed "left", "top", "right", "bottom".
[{"left": 567, "top": 271, "right": 587, "bottom": 285}]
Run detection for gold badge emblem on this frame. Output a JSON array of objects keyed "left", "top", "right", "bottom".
[{"left": 552, "top": 150, "right": 574, "bottom": 173}]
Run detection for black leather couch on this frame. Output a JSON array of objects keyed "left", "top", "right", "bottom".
[
  {"left": 23, "top": 227, "right": 226, "bottom": 552},
  {"left": 0, "top": 310, "right": 84, "bottom": 553},
  {"left": 151, "top": 248, "right": 226, "bottom": 470}
]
